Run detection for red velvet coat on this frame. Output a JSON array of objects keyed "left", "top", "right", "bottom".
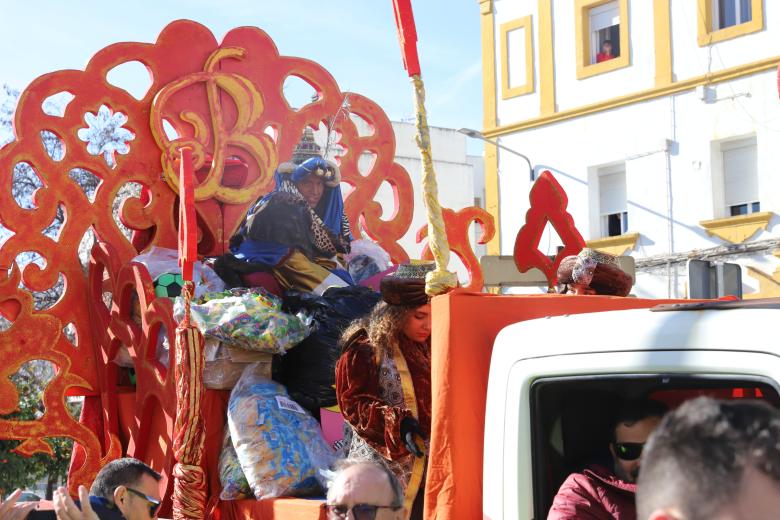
[
  {"left": 547, "top": 465, "right": 637, "bottom": 520},
  {"left": 335, "top": 330, "right": 431, "bottom": 461}
]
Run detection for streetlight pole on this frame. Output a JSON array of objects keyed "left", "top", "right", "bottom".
[{"left": 458, "top": 128, "right": 535, "bottom": 181}]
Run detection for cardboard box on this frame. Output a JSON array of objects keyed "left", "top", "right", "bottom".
[{"left": 202, "top": 342, "right": 272, "bottom": 389}]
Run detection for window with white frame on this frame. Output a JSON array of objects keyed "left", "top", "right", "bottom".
[
  {"left": 711, "top": 0, "right": 752, "bottom": 31},
  {"left": 599, "top": 166, "right": 628, "bottom": 237},
  {"left": 722, "top": 137, "right": 759, "bottom": 216},
  {"left": 589, "top": 1, "right": 620, "bottom": 64}
]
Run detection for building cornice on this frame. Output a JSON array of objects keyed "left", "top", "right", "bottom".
[
  {"left": 587, "top": 232, "right": 640, "bottom": 256},
  {"left": 699, "top": 212, "right": 774, "bottom": 244},
  {"left": 483, "top": 56, "right": 780, "bottom": 138}
]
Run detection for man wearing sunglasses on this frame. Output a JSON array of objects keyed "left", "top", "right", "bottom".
[
  {"left": 326, "top": 461, "right": 404, "bottom": 520},
  {"left": 548, "top": 399, "right": 668, "bottom": 519},
  {"left": 53, "top": 458, "right": 162, "bottom": 520}
]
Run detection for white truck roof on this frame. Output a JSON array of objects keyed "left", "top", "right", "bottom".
[{"left": 492, "top": 306, "right": 780, "bottom": 363}]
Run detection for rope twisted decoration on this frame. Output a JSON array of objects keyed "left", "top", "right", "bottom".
[
  {"left": 171, "top": 280, "right": 207, "bottom": 519},
  {"left": 411, "top": 75, "right": 458, "bottom": 296},
  {"left": 172, "top": 463, "right": 207, "bottom": 518}
]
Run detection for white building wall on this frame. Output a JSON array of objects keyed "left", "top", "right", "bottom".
[
  {"left": 387, "top": 122, "right": 477, "bottom": 281},
  {"left": 322, "top": 121, "right": 480, "bottom": 282},
  {"left": 493, "top": 0, "right": 542, "bottom": 127},
  {"left": 489, "top": 0, "right": 780, "bottom": 297},
  {"left": 550, "top": 1, "right": 658, "bottom": 111},
  {"left": 497, "top": 70, "right": 780, "bottom": 295},
  {"left": 669, "top": 1, "right": 780, "bottom": 79}
]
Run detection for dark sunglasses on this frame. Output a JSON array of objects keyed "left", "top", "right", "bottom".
[
  {"left": 614, "top": 442, "right": 645, "bottom": 461},
  {"left": 125, "top": 487, "right": 161, "bottom": 517},
  {"left": 326, "top": 503, "right": 402, "bottom": 520}
]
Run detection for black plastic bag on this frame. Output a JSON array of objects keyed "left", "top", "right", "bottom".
[{"left": 280, "top": 286, "right": 380, "bottom": 413}]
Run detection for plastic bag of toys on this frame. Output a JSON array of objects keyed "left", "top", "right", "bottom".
[
  {"left": 174, "top": 288, "right": 312, "bottom": 355},
  {"left": 218, "top": 427, "right": 252, "bottom": 500},
  {"left": 227, "top": 363, "right": 334, "bottom": 499}
]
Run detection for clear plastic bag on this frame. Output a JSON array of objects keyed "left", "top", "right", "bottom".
[
  {"left": 174, "top": 288, "right": 312, "bottom": 355},
  {"left": 344, "top": 240, "right": 392, "bottom": 283},
  {"left": 218, "top": 427, "right": 252, "bottom": 500},
  {"left": 227, "top": 363, "right": 335, "bottom": 499},
  {"left": 112, "top": 345, "right": 134, "bottom": 368},
  {"left": 132, "top": 246, "right": 226, "bottom": 299}
]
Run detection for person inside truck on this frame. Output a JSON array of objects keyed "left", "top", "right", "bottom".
[
  {"left": 336, "top": 262, "right": 435, "bottom": 520},
  {"left": 223, "top": 127, "right": 354, "bottom": 294},
  {"left": 636, "top": 397, "right": 780, "bottom": 520},
  {"left": 547, "top": 398, "right": 668, "bottom": 520}
]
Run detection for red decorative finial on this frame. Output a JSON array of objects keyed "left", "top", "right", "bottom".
[
  {"left": 392, "top": 0, "right": 422, "bottom": 77},
  {"left": 513, "top": 171, "right": 586, "bottom": 289}
]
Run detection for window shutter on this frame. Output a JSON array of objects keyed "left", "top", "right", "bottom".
[
  {"left": 723, "top": 138, "right": 758, "bottom": 206},
  {"left": 599, "top": 171, "right": 627, "bottom": 215},
  {"left": 590, "top": 1, "right": 620, "bottom": 32}
]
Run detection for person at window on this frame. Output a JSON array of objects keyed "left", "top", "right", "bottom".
[
  {"left": 226, "top": 128, "right": 354, "bottom": 294},
  {"left": 325, "top": 460, "right": 404, "bottom": 520},
  {"left": 52, "top": 457, "right": 162, "bottom": 520},
  {"left": 597, "top": 40, "right": 615, "bottom": 63},
  {"left": 548, "top": 399, "right": 668, "bottom": 520},
  {"left": 637, "top": 397, "right": 780, "bottom": 520},
  {"left": 336, "top": 263, "right": 435, "bottom": 520}
]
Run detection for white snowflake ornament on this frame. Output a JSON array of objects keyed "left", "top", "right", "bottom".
[{"left": 77, "top": 105, "right": 135, "bottom": 167}]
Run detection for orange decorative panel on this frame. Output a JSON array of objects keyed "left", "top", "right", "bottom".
[{"left": 417, "top": 207, "right": 495, "bottom": 292}]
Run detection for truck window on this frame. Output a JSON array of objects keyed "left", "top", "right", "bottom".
[{"left": 529, "top": 375, "right": 780, "bottom": 519}]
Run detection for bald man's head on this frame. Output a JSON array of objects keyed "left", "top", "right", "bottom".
[{"left": 326, "top": 461, "right": 404, "bottom": 520}]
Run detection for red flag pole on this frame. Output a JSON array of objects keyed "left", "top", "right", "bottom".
[{"left": 171, "top": 147, "right": 207, "bottom": 519}]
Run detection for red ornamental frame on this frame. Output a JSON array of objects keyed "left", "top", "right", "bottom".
[
  {"left": 0, "top": 18, "right": 495, "bottom": 508},
  {"left": 0, "top": 19, "right": 422, "bottom": 494},
  {"left": 513, "top": 171, "right": 586, "bottom": 288}
]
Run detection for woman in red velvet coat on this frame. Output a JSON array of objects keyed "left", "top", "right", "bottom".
[{"left": 335, "top": 263, "right": 434, "bottom": 520}]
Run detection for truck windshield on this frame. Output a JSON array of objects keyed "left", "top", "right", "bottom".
[{"left": 530, "top": 374, "right": 780, "bottom": 519}]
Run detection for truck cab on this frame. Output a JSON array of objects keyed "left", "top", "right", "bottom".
[{"left": 483, "top": 302, "right": 780, "bottom": 519}]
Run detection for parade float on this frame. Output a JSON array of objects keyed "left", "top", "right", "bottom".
[{"left": 0, "top": 4, "right": 715, "bottom": 520}]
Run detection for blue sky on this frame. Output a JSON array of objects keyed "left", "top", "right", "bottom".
[{"left": 0, "top": 0, "right": 484, "bottom": 153}]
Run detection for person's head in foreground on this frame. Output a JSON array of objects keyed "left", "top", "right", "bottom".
[
  {"left": 637, "top": 397, "right": 780, "bottom": 520},
  {"left": 326, "top": 460, "right": 404, "bottom": 520},
  {"left": 54, "top": 457, "right": 162, "bottom": 520},
  {"left": 609, "top": 399, "right": 668, "bottom": 483}
]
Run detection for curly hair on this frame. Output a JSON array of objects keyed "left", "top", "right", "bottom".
[{"left": 341, "top": 301, "right": 412, "bottom": 362}]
